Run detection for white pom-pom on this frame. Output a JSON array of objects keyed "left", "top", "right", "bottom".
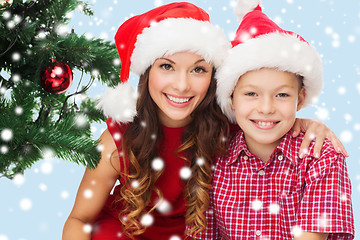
[
  {"left": 96, "top": 82, "right": 138, "bottom": 123},
  {"left": 234, "top": 0, "right": 262, "bottom": 23}
]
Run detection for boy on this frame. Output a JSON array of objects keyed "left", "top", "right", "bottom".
[{"left": 196, "top": 0, "right": 355, "bottom": 239}]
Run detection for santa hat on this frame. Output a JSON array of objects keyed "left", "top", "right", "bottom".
[
  {"left": 97, "top": 2, "right": 230, "bottom": 123},
  {"left": 216, "top": 0, "right": 323, "bottom": 123}
]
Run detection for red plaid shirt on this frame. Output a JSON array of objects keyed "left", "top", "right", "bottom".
[{"left": 194, "top": 130, "right": 354, "bottom": 240}]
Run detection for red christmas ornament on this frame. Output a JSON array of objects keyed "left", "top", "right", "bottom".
[{"left": 40, "top": 61, "right": 73, "bottom": 94}]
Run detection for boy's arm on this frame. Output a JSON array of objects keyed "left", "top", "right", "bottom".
[
  {"left": 297, "top": 150, "right": 354, "bottom": 239},
  {"left": 294, "top": 232, "right": 329, "bottom": 240}
]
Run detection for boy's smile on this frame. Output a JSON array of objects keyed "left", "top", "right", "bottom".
[
  {"left": 251, "top": 120, "right": 280, "bottom": 130},
  {"left": 231, "top": 68, "right": 305, "bottom": 161}
]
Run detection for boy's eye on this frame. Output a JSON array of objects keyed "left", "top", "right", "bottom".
[
  {"left": 276, "top": 93, "right": 289, "bottom": 97},
  {"left": 246, "top": 92, "right": 257, "bottom": 97},
  {"left": 192, "top": 67, "right": 207, "bottom": 73},
  {"left": 160, "top": 64, "right": 173, "bottom": 71}
]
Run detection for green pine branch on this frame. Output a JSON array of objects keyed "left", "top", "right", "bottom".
[{"left": 0, "top": 0, "right": 120, "bottom": 179}]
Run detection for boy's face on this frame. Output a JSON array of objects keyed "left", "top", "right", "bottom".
[{"left": 231, "top": 68, "right": 305, "bottom": 151}]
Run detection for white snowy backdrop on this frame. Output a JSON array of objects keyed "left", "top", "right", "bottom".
[{"left": 0, "top": 0, "right": 359, "bottom": 239}]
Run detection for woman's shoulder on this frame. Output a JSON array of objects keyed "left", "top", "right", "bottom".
[{"left": 98, "top": 118, "right": 130, "bottom": 174}]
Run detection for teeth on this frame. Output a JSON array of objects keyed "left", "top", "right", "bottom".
[
  {"left": 258, "top": 121, "right": 273, "bottom": 126},
  {"left": 166, "top": 94, "right": 190, "bottom": 103}
]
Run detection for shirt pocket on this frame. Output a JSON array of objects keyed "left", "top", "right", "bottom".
[{"left": 279, "top": 191, "right": 301, "bottom": 238}]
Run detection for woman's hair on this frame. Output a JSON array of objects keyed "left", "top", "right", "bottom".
[{"left": 115, "top": 66, "right": 229, "bottom": 238}]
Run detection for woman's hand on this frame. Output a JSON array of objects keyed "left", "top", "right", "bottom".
[{"left": 292, "top": 118, "right": 348, "bottom": 159}]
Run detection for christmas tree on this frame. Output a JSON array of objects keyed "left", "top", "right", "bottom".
[{"left": 0, "top": 0, "right": 120, "bottom": 179}]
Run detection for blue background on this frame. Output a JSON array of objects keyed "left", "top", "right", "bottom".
[{"left": 0, "top": 0, "right": 359, "bottom": 239}]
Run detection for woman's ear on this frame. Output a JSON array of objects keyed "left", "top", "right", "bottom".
[{"left": 297, "top": 88, "right": 306, "bottom": 111}]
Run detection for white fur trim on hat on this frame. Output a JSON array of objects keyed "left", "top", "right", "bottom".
[
  {"left": 234, "top": 0, "right": 262, "bottom": 23},
  {"left": 96, "top": 81, "right": 138, "bottom": 123},
  {"left": 216, "top": 32, "right": 323, "bottom": 123},
  {"left": 130, "top": 18, "right": 230, "bottom": 76}
]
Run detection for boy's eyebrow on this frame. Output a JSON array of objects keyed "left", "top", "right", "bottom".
[{"left": 239, "top": 84, "right": 297, "bottom": 90}]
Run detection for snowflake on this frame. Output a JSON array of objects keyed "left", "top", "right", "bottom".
[
  {"left": 156, "top": 199, "right": 172, "bottom": 214},
  {"left": 113, "top": 58, "right": 121, "bottom": 66},
  {"left": 131, "top": 180, "right": 139, "bottom": 189},
  {"left": 152, "top": 157, "right": 164, "bottom": 171},
  {"left": 154, "top": 0, "right": 162, "bottom": 7},
  {"left": 340, "top": 130, "right": 352, "bottom": 143},
  {"left": 19, "top": 198, "right": 32, "bottom": 211},
  {"left": 41, "top": 148, "right": 55, "bottom": 160},
  {"left": 315, "top": 107, "right": 330, "bottom": 121},
  {"left": 12, "top": 174, "right": 25, "bottom": 187},
  {"left": 14, "top": 106, "right": 23, "bottom": 115},
  {"left": 318, "top": 213, "right": 329, "bottom": 229},
  {"left": 196, "top": 157, "right": 204, "bottom": 166},
  {"left": 291, "top": 225, "right": 303, "bottom": 237},
  {"left": 140, "top": 213, "right": 154, "bottom": 226},
  {"left": 180, "top": 167, "right": 192, "bottom": 180},
  {"left": 1, "top": 145, "right": 9, "bottom": 154},
  {"left": 83, "top": 224, "right": 92, "bottom": 233},
  {"left": 251, "top": 199, "right": 263, "bottom": 211},
  {"left": 12, "top": 73, "right": 21, "bottom": 82},
  {"left": 83, "top": 189, "right": 94, "bottom": 199},
  {"left": 39, "top": 183, "right": 47, "bottom": 191},
  {"left": 269, "top": 203, "right": 280, "bottom": 214},
  {"left": 0, "top": 234, "right": 9, "bottom": 240},
  {"left": 170, "top": 236, "right": 181, "bottom": 240},
  {"left": 61, "top": 191, "right": 69, "bottom": 199}
]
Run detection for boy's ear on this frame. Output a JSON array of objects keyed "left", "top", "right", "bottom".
[
  {"left": 297, "top": 88, "right": 306, "bottom": 111},
  {"left": 230, "top": 94, "right": 235, "bottom": 110}
]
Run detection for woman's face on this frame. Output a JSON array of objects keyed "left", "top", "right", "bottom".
[{"left": 148, "top": 52, "right": 213, "bottom": 128}]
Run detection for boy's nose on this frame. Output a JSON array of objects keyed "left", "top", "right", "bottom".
[{"left": 258, "top": 97, "right": 275, "bottom": 114}]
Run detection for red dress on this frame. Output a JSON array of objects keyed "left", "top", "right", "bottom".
[{"left": 92, "top": 118, "right": 187, "bottom": 240}]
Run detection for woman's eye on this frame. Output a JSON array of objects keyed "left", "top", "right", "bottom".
[
  {"left": 160, "top": 64, "right": 173, "bottom": 70},
  {"left": 193, "top": 67, "right": 207, "bottom": 73},
  {"left": 276, "top": 93, "right": 289, "bottom": 97}
]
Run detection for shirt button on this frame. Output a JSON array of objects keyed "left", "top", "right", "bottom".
[
  {"left": 244, "top": 155, "right": 249, "bottom": 161},
  {"left": 258, "top": 170, "right": 265, "bottom": 176},
  {"left": 255, "top": 230, "right": 262, "bottom": 236},
  {"left": 278, "top": 155, "right": 283, "bottom": 161}
]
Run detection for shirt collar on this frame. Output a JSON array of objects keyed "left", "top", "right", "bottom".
[
  {"left": 224, "top": 129, "right": 299, "bottom": 166},
  {"left": 224, "top": 130, "right": 250, "bottom": 165},
  {"left": 275, "top": 130, "right": 299, "bottom": 166}
]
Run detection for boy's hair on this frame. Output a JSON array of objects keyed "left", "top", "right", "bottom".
[{"left": 216, "top": 0, "right": 323, "bottom": 123}]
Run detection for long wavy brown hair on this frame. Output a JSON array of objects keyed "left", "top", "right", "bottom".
[{"left": 115, "top": 66, "right": 229, "bottom": 238}]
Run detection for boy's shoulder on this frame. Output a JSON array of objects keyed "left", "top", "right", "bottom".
[
  {"left": 295, "top": 131, "right": 339, "bottom": 157},
  {"left": 294, "top": 132, "right": 346, "bottom": 181},
  {"left": 215, "top": 129, "right": 246, "bottom": 165}
]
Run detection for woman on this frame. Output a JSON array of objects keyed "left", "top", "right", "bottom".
[{"left": 62, "top": 2, "right": 346, "bottom": 240}]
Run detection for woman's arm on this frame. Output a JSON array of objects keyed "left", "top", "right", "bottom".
[
  {"left": 293, "top": 118, "right": 348, "bottom": 158},
  {"left": 62, "top": 129, "right": 120, "bottom": 240},
  {"left": 294, "top": 232, "right": 329, "bottom": 240}
]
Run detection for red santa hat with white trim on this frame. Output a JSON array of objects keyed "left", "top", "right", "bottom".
[
  {"left": 97, "top": 2, "right": 230, "bottom": 123},
  {"left": 216, "top": 0, "right": 323, "bottom": 123}
]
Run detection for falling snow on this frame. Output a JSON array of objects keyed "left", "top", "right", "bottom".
[
  {"left": 1, "top": 128, "right": 13, "bottom": 141},
  {"left": 152, "top": 157, "right": 164, "bottom": 171},
  {"left": 1, "top": 0, "right": 359, "bottom": 239},
  {"left": 180, "top": 166, "right": 192, "bottom": 180},
  {"left": 140, "top": 213, "right": 154, "bottom": 226},
  {"left": 156, "top": 199, "right": 172, "bottom": 214}
]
